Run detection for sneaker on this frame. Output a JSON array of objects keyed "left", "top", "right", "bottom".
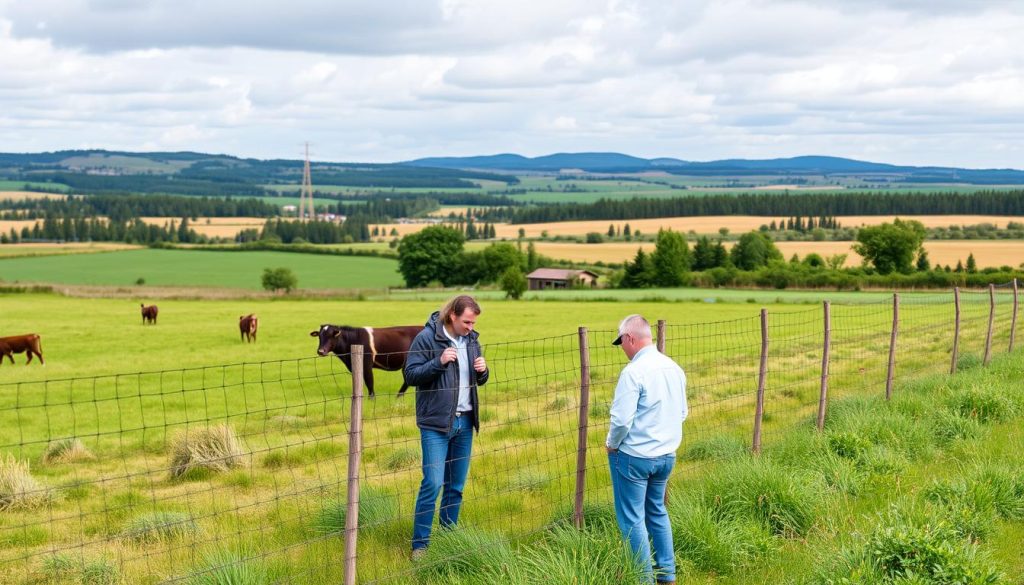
[{"left": 411, "top": 548, "right": 427, "bottom": 562}]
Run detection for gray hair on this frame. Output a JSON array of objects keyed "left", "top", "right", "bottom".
[{"left": 617, "top": 314, "right": 652, "bottom": 341}]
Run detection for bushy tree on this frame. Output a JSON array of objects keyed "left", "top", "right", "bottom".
[
  {"left": 650, "top": 229, "right": 690, "bottom": 287},
  {"left": 261, "top": 267, "right": 298, "bottom": 293},
  {"left": 916, "top": 249, "right": 931, "bottom": 271},
  {"left": 852, "top": 219, "right": 926, "bottom": 274},
  {"left": 966, "top": 253, "right": 978, "bottom": 274},
  {"left": 397, "top": 226, "right": 465, "bottom": 287},
  {"left": 620, "top": 248, "right": 655, "bottom": 288},
  {"left": 480, "top": 243, "right": 525, "bottom": 283},
  {"left": 499, "top": 265, "right": 528, "bottom": 299},
  {"left": 730, "top": 231, "right": 782, "bottom": 270}
]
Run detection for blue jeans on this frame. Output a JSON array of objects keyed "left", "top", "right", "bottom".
[
  {"left": 608, "top": 450, "right": 676, "bottom": 583},
  {"left": 412, "top": 414, "right": 473, "bottom": 550}
]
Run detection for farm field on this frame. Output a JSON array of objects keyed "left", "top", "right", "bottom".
[
  {"left": 0, "top": 190, "right": 69, "bottom": 202},
  {"left": 0, "top": 242, "right": 142, "bottom": 258},
  {"left": 508, "top": 239, "right": 1024, "bottom": 268},
  {"left": 139, "top": 216, "right": 267, "bottom": 238},
  {"left": 0, "top": 180, "right": 70, "bottom": 193},
  {"left": 0, "top": 248, "right": 402, "bottom": 290},
  {"left": 0, "top": 290, "right": 1019, "bottom": 584}
]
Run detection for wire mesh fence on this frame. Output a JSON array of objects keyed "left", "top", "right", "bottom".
[{"left": 0, "top": 281, "right": 1020, "bottom": 583}]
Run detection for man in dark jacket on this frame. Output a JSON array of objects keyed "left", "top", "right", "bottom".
[{"left": 404, "top": 295, "right": 489, "bottom": 558}]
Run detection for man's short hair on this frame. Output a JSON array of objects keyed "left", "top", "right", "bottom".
[
  {"left": 612, "top": 314, "right": 652, "bottom": 346},
  {"left": 441, "top": 295, "right": 481, "bottom": 324}
]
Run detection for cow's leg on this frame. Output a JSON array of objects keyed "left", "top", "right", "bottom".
[
  {"left": 397, "top": 381, "right": 409, "bottom": 397},
  {"left": 25, "top": 351, "right": 32, "bottom": 365},
  {"left": 364, "top": 357, "right": 376, "bottom": 398}
]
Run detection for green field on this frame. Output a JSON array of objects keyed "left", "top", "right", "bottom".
[
  {"left": 0, "top": 289, "right": 1019, "bottom": 583},
  {"left": 0, "top": 248, "right": 402, "bottom": 290},
  {"left": 0, "top": 180, "right": 70, "bottom": 193}
]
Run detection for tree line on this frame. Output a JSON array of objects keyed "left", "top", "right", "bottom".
[
  {"left": 0, "top": 193, "right": 279, "bottom": 220},
  {"left": 500, "top": 190, "right": 1024, "bottom": 224}
]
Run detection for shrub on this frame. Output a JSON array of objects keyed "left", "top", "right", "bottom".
[
  {"left": 0, "top": 454, "right": 54, "bottom": 511},
  {"left": 42, "top": 438, "right": 95, "bottom": 464},
  {"left": 168, "top": 424, "right": 244, "bottom": 479},
  {"left": 120, "top": 511, "right": 199, "bottom": 543}
]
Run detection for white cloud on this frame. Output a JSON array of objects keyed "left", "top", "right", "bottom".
[{"left": 0, "top": 0, "right": 1023, "bottom": 167}]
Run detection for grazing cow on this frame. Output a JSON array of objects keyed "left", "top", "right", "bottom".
[
  {"left": 239, "top": 314, "right": 258, "bottom": 343},
  {"left": 141, "top": 304, "right": 158, "bottom": 325},
  {"left": 310, "top": 324, "right": 421, "bottom": 397},
  {"left": 0, "top": 334, "right": 44, "bottom": 365}
]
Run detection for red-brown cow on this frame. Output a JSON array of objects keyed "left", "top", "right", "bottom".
[
  {"left": 239, "top": 314, "right": 258, "bottom": 343},
  {"left": 141, "top": 304, "right": 158, "bottom": 325},
  {"left": 310, "top": 324, "right": 421, "bottom": 397},
  {"left": 0, "top": 334, "right": 44, "bottom": 365}
]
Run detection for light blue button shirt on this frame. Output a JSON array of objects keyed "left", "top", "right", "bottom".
[
  {"left": 606, "top": 345, "right": 688, "bottom": 458},
  {"left": 442, "top": 326, "right": 472, "bottom": 412}
]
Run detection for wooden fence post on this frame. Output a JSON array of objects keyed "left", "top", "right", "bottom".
[
  {"left": 951, "top": 287, "right": 961, "bottom": 375},
  {"left": 343, "top": 345, "right": 364, "bottom": 585},
  {"left": 574, "top": 327, "right": 591, "bottom": 529},
  {"left": 657, "top": 319, "right": 666, "bottom": 353},
  {"left": 1011, "top": 279, "right": 1019, "bottom": 353},
  {"left": 885, "top": 294, "right": 899, "bottom": 401},
  {"left": 816, "top": 301, "right": 831, "bottom": 432},
  {"left": 984, "top": 284, "right": 995, "bottom": 366},
  {"left": 752, "top": 309, "right": 768, "bottom": 455}
]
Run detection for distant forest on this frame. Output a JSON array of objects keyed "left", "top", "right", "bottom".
[{"left": 499, "top": 190, "right": 1024, "bottom": 223}]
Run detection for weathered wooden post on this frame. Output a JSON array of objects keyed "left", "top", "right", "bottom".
[
  {"left": 816, "top": 301, "right": 831, "bottom": 432},
  {"left": 983, "top": 284, "right": 995, "bottom": 366},
  {"left": 343, "top": 345, "right": 365, "bottom": 585},
  {"left": 1011, "top": 279, "right": 1019, "bottom": 352},
  {"left": 951, "top": 287, "right": 961, "bottom": 374},
  {"left": 657, "top": 319, "right": 666, "bottom": 353},
  {"left": 885, "top": 294, "right": 899, "bottom": 401},
  {"left": 574, "top": 327, "right": 591, "bottom": 529},
  {"left": 752, "top": 309, "right": 768, "bottom": 455}
]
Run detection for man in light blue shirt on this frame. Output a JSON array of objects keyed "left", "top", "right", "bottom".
[{"left": 606, "top": 314, "right": 687, "bottom": 585}]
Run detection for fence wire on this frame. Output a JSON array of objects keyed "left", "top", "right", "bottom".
[{"left": 0, "top": 282, "right": 1020, "bottom": 584}]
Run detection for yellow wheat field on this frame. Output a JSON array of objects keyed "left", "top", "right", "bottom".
[
  {"left": 524, "top": 240, "right": 1024, "bottom": 268},
  {"left": 372, "top": 215, "right": 1024, "bottom": 240},
  {"left": 0, "top": 191, "right": 68, "bottom": 202}
]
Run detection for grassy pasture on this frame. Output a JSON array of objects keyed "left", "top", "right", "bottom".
[
  {"left": 0, "top": 249, "right": 403, "bottom": 290},
  {"left": 0, "top": 243, "right": 142, "bottom": 258},
  {"left": 0, "top": 180, "right": 70, "bottom": 193},
  {"left": 0, "top": 289, "right": 1018, "bottom": 583}
]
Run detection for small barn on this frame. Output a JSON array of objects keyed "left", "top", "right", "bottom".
[{"left": 526, "top": 268, "right": 599, "bottom": 290}]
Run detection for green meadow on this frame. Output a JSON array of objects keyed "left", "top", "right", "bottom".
[
  {"left": 0, "top": 248, "right": 403, "bottom": 290},
  {"left": 0, "top": 287, "right": 1019, "bottom": 583}
]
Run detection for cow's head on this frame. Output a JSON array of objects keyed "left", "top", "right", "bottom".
[{"left": 310, "top": 324, "right": 346, "bottom": 356}]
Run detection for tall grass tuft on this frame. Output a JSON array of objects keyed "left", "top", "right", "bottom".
[
  {"left": 0, "top": 454, "right": 55, "bottom": 511},
  {"left": 120, "top": 511, "right": 199, "bottom": 543},
  {"left": 41, "top": 554, "right": 119, "bottom": 585},
  {"left": 187, "top": 549, "right": 275, "bottom": 585},
  {"left": 682, "top": 435, "right": 748, "bottom": 461},
  {"left": 169, "top": 424, "right": 244, "bottom": 479},
  {"left": 506, "top": 469, "right": 550, "bottom": 493},
  {"left": 668, "top": 496, "right": 775, "bottom": 573},
  {"left": 702, "top": 458, "right": 820, "bottom": 537},
  {"left": 315, "top": 487, "right": 398, "bottom": 533},
  {"left": 415, "top": 526, "right": 514, "bottom": 581},
  {"left": 948, "top": 385, "right": 1015, "bottom": 424},
  {"left": 380, "top": 447, "right": 419, "bottom": 471},
  {"left": 548, "top": 500, "right": 618, "bottom": 533},
  {"left": 505, "top": 524, "right": 647, "bottom": 585},
  {"left": 42, "top": 438, "right": 95, "bottom": 464}
]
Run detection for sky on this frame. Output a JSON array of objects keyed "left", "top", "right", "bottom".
[{"left": 0, "top": 0, "right": 1022, "bottom": 168}]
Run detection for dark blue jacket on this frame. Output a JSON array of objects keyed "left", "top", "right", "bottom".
[{"left": 403, "top": 311, "right": 489, "bottom": 433}]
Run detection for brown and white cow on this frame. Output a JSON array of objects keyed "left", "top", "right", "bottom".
[
  {"left": 239, "top": 314, "right": 258, "bottom": 343},
  {"left": 0, "top": 334, "right": 44, "bottom": 365},
  {"left": 141, "top": 304, "right": 158, "bottom": 325},
  {"left": 310, "top": 324, "right": 421, "bottom": 397}
]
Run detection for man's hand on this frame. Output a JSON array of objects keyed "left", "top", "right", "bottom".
[
  {"left": 473, "top": 356, "right": 487, "bottom": 373},
  {"left": 605, "top": 446, "right": 617, "bottom": 454},
  {"left": 440, "top": 347, "right": 458, "bottom": 365}
]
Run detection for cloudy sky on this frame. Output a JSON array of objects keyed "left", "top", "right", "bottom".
[{"left": 1, "top": 0, "right": 1022, "bottom": 167}]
